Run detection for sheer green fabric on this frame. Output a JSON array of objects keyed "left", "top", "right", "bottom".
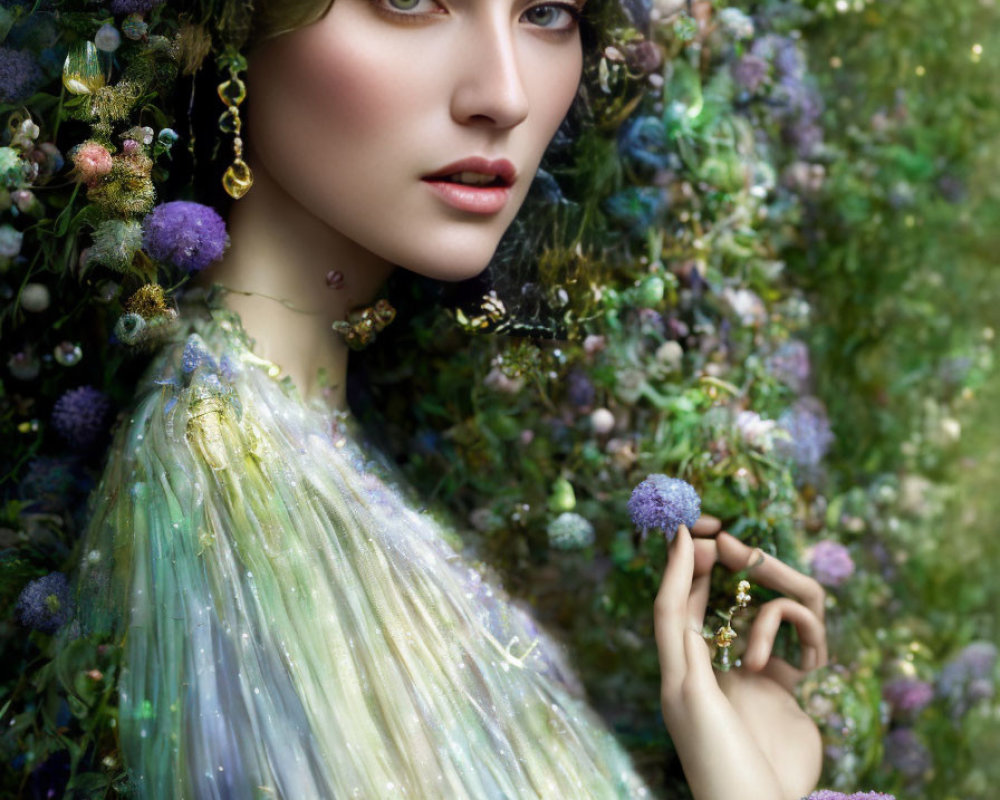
[{"left": 74, "top": 291, "right": 651, "bottom": 799}]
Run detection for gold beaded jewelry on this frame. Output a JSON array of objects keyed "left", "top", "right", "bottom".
[
  {"left": 217, "top": 50, "right": 253, "bottom": 199},
  {"left": 712, "top": 579, "right": 752, "bottom": 672},
  {"left": 331, "top": 299, "right": 397, "bottom": 350}
]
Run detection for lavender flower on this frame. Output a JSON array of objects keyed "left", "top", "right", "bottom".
[
  {"left": 937, "top": 641, "right": 998, "bottom": 717},
  {"left": 883, "top": 728, "right": 931, "bottom": 780},
  {"left": 883, "top": 678, "right": 934, "bottom": 717},
  {"left": 804, "top": 793, "right": 895, "bottom": 800},
  {"left": 142, "top": 201, "right": 229, "bottom": 273},
  {"left": 809, "top": 540, "right": 855, "bottom": 587},
  {"left": 51, "top": 385, "right": 111, "bottom": 450},
  {"left": 777, "top": 396, "right": 834, "bottom": 474},
  {"left": 627, "top": 475, "right": 700, "bottom": 540},
  {"left": 767, "top": 339, "right": 811, "bottom": 394},
  {"left": 731, "top": 55, "right": 769, "bottom": 93},
  {"left": 0, "top": 47, "right": 43, "bottom": 105},
  {"left": 16, "top": 572, "right": 72, "bottom": 634},
  {"left": 110, "top": 0, "right": 164, "bottom": 13},
  {"left": 547, "top": 512, "right": 595, "bottom": 550}
]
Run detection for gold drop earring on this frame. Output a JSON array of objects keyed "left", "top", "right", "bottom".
[{"left": 217, "top": 50, "right": 253, "bottom": 199}]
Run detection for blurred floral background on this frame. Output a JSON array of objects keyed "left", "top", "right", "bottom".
[{"left": 2, "top": 0, "right": 998, "bottom": 797}]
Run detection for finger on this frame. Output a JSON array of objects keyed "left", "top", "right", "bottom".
[
  {"left": 717, "top": 533, "right": 826, "bottom": 622},
  {"left": 654, "top": 525, "right": 695, "bottom": 679},
  {"left": 682, "top": 628, "right": 720, "bottom": 693},
  {"left": 690, "top": 514, "right": 722, "bottom": 537},
  {"left": 687, "top": 538, "right": 717, "bottom": 631},
  {"left": 758, "top": 656, "right": 802, "bottom": 694},
  {"left": 742, "top": 598, "right": 828, "bottom": 673},
  {"left": 692, "top": 537, "right": 718, "bottom": 578}
]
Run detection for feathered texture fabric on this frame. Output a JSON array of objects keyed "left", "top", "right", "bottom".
[{"left": 74, "top": 291, "right": 651, "bottom": 799}]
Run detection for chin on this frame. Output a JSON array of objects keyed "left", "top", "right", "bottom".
[
  {"left": 391, "top": 234, "right": 503, "bottom": 283},
  {"left": 404, "top": 259, "right": 492, "bottom": 283}
]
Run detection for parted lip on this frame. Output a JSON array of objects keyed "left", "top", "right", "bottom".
[{"left": 422, "top": 157, "right": 517, "bottom": 187}]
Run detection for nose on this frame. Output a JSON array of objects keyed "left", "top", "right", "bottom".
[{"left": 450, "top": 18, "right": 530, "bottom": 130}]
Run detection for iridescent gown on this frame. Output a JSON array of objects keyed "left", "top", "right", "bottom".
[{"left": 75, "top": 292, "right": 652, "bottom": 799}]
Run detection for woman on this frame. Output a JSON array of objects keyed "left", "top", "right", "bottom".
[{"left": 7, "top": 0, "right": 858, "bottom": 796}]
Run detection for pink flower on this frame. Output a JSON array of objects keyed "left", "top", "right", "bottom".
[
  {"left": 72, "top": 142, "right": 113, "bottom": 184},
  {"left": 809, "top": 540, "right": 855, "bottom": 587},
  {"left": 883, "top": 678, "right": 934, "bottom": 716}
]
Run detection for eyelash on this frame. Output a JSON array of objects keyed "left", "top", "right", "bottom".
[{"left": 370, "top": 0, "right": 583, "bottom": 33}]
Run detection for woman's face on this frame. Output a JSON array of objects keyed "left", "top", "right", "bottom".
[{"left": 246, "top": 0, "right": 584, "bottom": 280}]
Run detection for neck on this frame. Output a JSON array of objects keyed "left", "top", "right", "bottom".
[{"left": 195, "top": 158, "right": 395, "bottom": 408}]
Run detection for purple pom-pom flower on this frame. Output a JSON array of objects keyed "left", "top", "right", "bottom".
[
  {"left": 51, "top": 385, "right": 111, "bottom": 450},
  {"left": 883, "top": 678, "right": 934, "bottom": 717},
  {"left": 16, "top": 572, "right": 72, "bottom": 634},
  {"left": 808, "top": 539, "right": 855, "bottom": 588},
  {"left": 142, "top": 201, "right": 229, "bottom": 273},
  {"left": 627, "top": 474, "right": 700, "bottom": 540}
]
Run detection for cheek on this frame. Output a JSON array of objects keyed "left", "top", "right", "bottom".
[
  {"left": 248, "top": 23, "right": 422, "bottom": 187},
  {"left": 523, "top": 45, "right": 581, "bottom": 157}
]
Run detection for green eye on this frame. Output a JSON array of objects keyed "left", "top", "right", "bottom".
[
  {"left": 387, "top": 0, "right": 421, "bottom": 10},
  {"left": 525, "top": 6, "right": 557, "bottom": 25}
]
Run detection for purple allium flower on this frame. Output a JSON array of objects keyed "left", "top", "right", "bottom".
[
  {"left": 110, "top": 0, "right": 164, "bottom": 13},
  {"left": 566, "top": 369, "right": 596, "bottom": 409},
  {"left": 767, "top": 339, "right": 811, "bottom": 394},
  {"left": 884, "top": 728, "right": 931, "bottom": 780},
  {"left": 0, "top": 47, "right": 43, "bottom": 105},
  {"left": 16, "top": 572, "right": 72, "bottom": 634},
  {"left": 883, "top": 678, "right": 934, "bottom": 717},
  {"left": 627, "top": 475, "right": 700, "bottom": 540},
  {"left": 142, "top": 201, "right": 229, "bottom": 272},
  {"left": 937, "top": 641, "right": 998, "bottom": 717},
  {"left": 809, "top": 540, "right": 855, "bottom": 587},
  {"left": 51, "top": 386, "right": 111, "bottom": 450},
  {"left": 805, "top": 793, "right": 895, "bottom": 800},
  {"left": 731, "top": 55, "right": 769, "bottom": 93},
  {"left": 777, "top": 396, "right": 834, "bottom": 473}
]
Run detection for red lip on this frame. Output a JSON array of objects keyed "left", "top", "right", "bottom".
[
  {"left": 422, "top": 157, "right": 517, "bottom": 186},
  {"left": 422, "top": 158, "right": 517, "bottom": 215}
]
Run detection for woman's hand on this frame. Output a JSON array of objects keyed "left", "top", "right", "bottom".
[{"left": 654, "top": 523, "right": 825, "bottom": 800}]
